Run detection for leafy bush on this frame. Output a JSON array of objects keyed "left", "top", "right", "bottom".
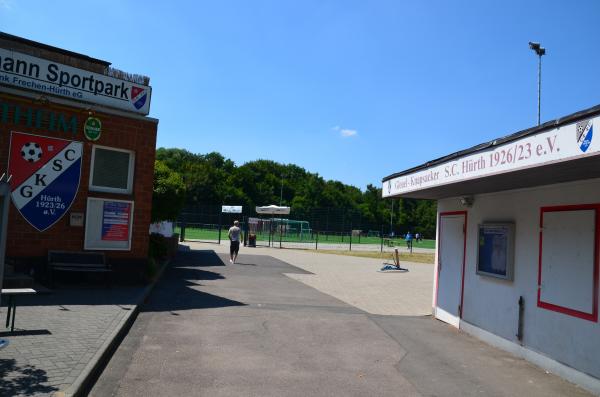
[
  {"left": 148, "top": 232, "right": 168, "bottom": 260},
  {"left": 152, "top": 160, "right": 186, "bottom": 223},
  {"left": 146, "top": 256, "right": 159, "bottom": 280}
]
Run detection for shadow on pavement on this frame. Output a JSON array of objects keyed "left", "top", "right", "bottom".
[
  {"left": 142, "top": 249, "right": 246, "bottom": 313},
  {"left": 174, "top": 249, "right": 226, "bottom": 267},
  {"left": 0, "top": 329, "right": 51, "bottom": 337},
  {"left": 0, "top": 359, "right": 58, "bottom": 396}
]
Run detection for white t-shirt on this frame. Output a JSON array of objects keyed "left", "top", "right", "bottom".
[{"left": 229, "top": 226, "right": 241, "bottom": 242}]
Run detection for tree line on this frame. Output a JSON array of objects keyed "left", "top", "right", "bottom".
[{"left": 153, "top": 148, "right": 437, "bottom": 238}]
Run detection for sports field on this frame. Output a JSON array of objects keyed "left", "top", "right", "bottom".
[{"left": 176, "top": 223, "right": 435, "bottom": 250}]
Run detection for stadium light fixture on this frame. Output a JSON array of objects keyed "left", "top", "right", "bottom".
[{"left": 529, "top": 41, "right": 546, "bottom": 126}]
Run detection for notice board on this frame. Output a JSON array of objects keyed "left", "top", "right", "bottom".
[
  {"left": 477, "top": 223, "right": 515, "bottom": 280},
  {"left": 84, "top": 197, "right": 134, "bottom": 250}
]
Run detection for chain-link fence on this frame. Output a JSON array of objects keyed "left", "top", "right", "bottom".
[{"left": 176, "top": 205, "right": 435, "bottom": 253}]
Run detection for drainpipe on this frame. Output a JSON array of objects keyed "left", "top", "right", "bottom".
[{"left": 517, "top": 296, "right": 525, "bottom": 344}]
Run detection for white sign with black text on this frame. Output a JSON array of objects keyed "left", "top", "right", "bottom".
[
  {"left": 383, "top": 117, "right": 598, "bottom": 197},
  {"left": 222, "top": 205, "right": 242, "bottom": 213},
  {"left": 0, "top": 48, "right": 152, "bottom": 115}
]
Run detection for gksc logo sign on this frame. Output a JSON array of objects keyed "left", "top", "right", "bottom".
[
  {"left": 576, "top": 119, "right": 593, "bottom": 153},
  {"left": 131, "top": 86, "right": 148, "bottom": 110},
  {"left": 8, "top": 132, "right": 82, "bottom": 231}
]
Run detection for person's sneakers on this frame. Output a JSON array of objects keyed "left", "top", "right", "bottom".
[{"left": 229, "top": 259, "right": 233, "bottom": 264}]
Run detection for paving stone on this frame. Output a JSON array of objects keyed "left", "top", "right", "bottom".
[{"left": 0, "top": 285, "right": 145, "bottom": 396}]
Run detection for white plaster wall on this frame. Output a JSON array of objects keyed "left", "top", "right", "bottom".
[{"left": 438, "top": 177, "right": 600, "bottom": 379}]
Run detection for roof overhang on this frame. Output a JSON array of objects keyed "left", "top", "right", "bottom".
[{"left": 382, "top": 105, "right": 600, "bottom": 200}]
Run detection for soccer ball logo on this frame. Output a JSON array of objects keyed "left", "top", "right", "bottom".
[
  {"left": 576, "top": 123, "right": 586, "bottom": 143},
  {"left": 20, "top": 142, "right": 43, "bottom": 163}
]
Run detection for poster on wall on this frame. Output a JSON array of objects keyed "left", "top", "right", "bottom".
[
  {"left": 101, "top": 201, "right": 131, "bottom": 241},
  {"left": 8, "top": 131, "right": 82, "bottom": 232},
  {"left": 84, "top": 198, "right": 134, "bottom": 250}
]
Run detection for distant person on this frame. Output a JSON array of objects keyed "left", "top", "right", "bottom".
[
  {"left": 405, "top": 231, "right": 413, "bottom": 250},
  {"left": 228, "top": 220, "right": 242, "bottom": 264},
  {"left": 415, "top": 232, "right": 420, "bottom": 243}
]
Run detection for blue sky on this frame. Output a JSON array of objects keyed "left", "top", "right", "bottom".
[{"left": 1, "top": 1, "right": 599, "bottom": 190}]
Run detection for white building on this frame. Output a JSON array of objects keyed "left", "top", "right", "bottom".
[{"left": 382, "top": 105, "right": 600, "bottom": 395}]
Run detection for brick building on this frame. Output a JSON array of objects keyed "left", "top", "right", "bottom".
[{"left": 0, "top": 32, "right": 158, "bottom": 281}]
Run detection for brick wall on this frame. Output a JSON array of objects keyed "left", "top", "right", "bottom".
[{"left": 0, "top": 92, "right": 157, "bottom": 267}]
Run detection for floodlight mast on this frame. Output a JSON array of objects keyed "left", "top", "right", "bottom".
[
  {"left": 529, "top": 41, "right": 546, "bottom": 126},
  {"left": 279, "top": 175, "right": 284, "bottom": 206}
]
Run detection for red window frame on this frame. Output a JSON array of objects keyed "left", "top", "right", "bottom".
[{"left": 538, "top": 204, "right": 600, "bottom": 322}]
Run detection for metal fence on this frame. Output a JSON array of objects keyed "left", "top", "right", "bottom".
[{"left": 176, "top": 205, "right": 434, "bottom": 253}]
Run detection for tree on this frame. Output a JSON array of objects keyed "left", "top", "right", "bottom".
[
  {"left": 152, "top": 160, "right": 186, "bottom": 222},
  {"left": 154, "top": 147, "right": 438, "bottom": 235}
]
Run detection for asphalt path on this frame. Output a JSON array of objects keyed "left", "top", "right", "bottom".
[{"left": 90, "top": 249, "right": 591, "bottom": 397}]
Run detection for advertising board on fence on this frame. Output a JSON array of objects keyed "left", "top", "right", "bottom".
[
  {"left": 383, "top": 117, "right": 598, "bottom": 197},
  {"left": 0, "top": 48, "right": 151, "bottom": 115},
  {"left": 222, "top": 205, "right": 242, "bottom": 213}
]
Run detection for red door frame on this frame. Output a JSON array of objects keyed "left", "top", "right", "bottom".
[{"left": 436, "top": 211, "right": 468, "bottom": 318}]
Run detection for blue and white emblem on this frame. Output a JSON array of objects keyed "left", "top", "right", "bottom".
[
  {"left": 8, "top": 132, "right": 83, "bottom": 232},
  {"left": 576, "top": 119, "right": 593, "bottom": 153}
]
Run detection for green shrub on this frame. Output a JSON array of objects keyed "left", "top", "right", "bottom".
[
  {"left": 146, "top": 256, "right": 159, "bottom": 280},
  {"left": 152, "top": 160, "right": 186, "bottom": 223},
  {"left": 148, "top": 232, "right": 168, "bottom": 260}
]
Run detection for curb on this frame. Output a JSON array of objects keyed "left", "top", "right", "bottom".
[{"left": 58, "top": 260, "right": 170, "bottom": 397}]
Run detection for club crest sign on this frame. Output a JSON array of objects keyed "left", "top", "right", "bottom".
[
  {"left": 8, "top": 132, "right": 83, "bottom": 231},
  {"left": 576, "top": 119, "right": 593, "bottom": 153},
  {"left": 131, "top": 86, "right": 148, "bottom": 110}
]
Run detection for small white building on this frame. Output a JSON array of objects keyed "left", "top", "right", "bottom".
[{"left": 382, "top": 105, "right": 600, "bottom": 394}]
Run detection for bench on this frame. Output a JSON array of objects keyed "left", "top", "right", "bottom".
[
  {"left": 48, "top": 251, "right": 111, "bottom": 287},
  {"left": 2, "top": 288, "right": 37, "bottom": 332}
]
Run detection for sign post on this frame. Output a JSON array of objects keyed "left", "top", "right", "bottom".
[
  {"left": 218, "top": 211, "right": 222, "bottom": 244},
  {"left": 0, "top": 180, "right": 11, "bottom": 350}
]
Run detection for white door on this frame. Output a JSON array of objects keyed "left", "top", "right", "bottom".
[{"left": 436, "top": 213, "right": 465, "bottom": 327}]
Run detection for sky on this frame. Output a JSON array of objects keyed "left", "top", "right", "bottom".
[{"left": 1, "top": 0, "right": 600, "bottom": 190}]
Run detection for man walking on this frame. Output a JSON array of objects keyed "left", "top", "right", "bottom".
[{"left": 228, "top": 220, "right": 242, "bottom": 264}]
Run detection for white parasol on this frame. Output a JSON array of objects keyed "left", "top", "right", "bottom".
[{"left": 255, "top": 205, "right": 291, "bottom": 215}]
